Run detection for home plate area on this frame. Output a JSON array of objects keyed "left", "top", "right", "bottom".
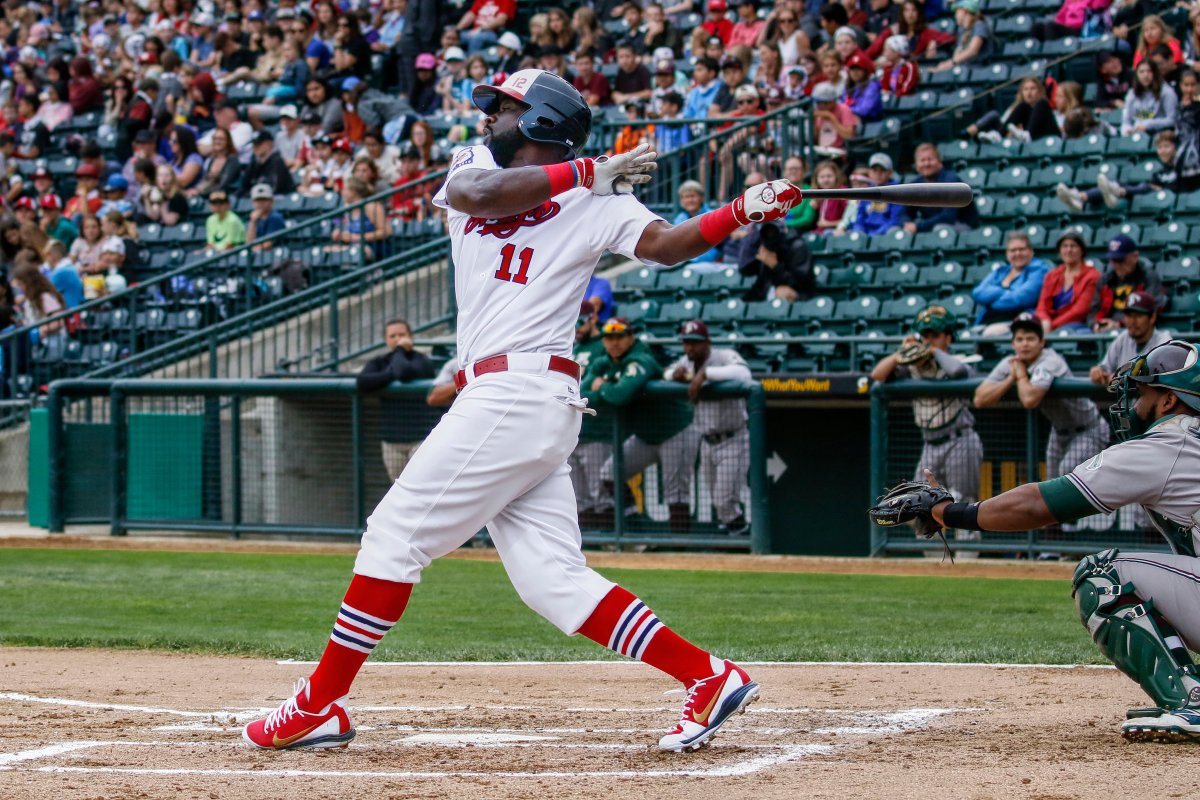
[{"left": 0, "top": 651, "right": 1177, "bottom": 799}]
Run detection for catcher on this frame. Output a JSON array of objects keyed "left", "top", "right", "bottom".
[
  {"left": 870, "top": 341, "right": 1200, "bottom": 743},
  {"left": 869, "top": 305, "right": 983, "bottom": 555}
]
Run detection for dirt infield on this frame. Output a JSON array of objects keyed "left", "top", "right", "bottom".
[{"left": 3, "top": 648, "right": 1200, "bottom": 800}]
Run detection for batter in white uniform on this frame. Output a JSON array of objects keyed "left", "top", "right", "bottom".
[{"left": 242, "top": 70, "right": 800, "bottom": 754}]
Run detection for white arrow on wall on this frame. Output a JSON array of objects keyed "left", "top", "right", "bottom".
[{"left": 767, "top": 452, "right": 787, "bottom": 483}]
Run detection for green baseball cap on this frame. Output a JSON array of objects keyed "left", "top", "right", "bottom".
[
  {"left": 953, "top": 0, "right": 981, "bottom": 14},
  {"left": 913, "top": 304, "right": 956, "bottom": 334}
]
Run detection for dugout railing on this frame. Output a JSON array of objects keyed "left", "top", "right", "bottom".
[
  {"left": 869, "top": 377, "right": 1170, "bottom": 559},
  {"left": 41, "top": 377, "right": 768, "bottom": 553}
]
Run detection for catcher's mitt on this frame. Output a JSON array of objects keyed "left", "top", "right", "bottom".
[
  {"left": 895, "top": 341, "right": 932, "bottom": 365},
  {"left": 868, "top": 480, "right": 955, "bottom": 561}
]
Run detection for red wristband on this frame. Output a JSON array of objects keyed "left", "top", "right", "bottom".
[
  {"left": 542, "top": 158, "right": 595, "bottom": 196},
  {"left": 698, "top": 204, "right": 739, "bottom": 246}
]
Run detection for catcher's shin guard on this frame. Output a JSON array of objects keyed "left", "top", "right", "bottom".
[{"left": 1074, "top": 549, "right": 1200, "bottom": 709}]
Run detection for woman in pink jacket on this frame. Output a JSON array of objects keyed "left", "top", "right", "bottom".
[{"left": 1031, "top": 0, "right": 1111, "bottom": 41}]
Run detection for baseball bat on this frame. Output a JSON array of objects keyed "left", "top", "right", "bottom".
[{"left": 788, "top": 182, "right": 975, "bottom": 208}]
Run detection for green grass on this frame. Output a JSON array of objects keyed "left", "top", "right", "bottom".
[{"left": 0, "top": 548, "right": 1102, "bottom": 664}]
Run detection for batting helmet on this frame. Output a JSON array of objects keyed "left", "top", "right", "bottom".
[
  {"left": 1109, "top": 340, "right": 1200, "bottom": 440},
  {"left": 473, "top": 69, "right": 592, "bottom": 159}
]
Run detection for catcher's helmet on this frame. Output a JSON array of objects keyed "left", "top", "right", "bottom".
[
  {"left": 473, "top": 69, "right": 592, "bottom": 159},
  {"left": 1109, "top": 340, "right": 1200, "bottom": 440}
]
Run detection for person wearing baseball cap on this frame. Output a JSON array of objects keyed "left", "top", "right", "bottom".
[
  {"left": 879, "top": 34, "right": 918, "bottom": 97},
  {"left": 1093, "top": 234, "right": 1166, "bottom": 332},
  {"left": 66, "top": 162, "right": 103, "bottom": 218},
  {"left": 204, "top": 190, "right": 246, "bottom": 251},
  {"left": 585, "top": 316, "right": 698, "bottom": 533},
  {"left": 494, "top": 31, "right": 523, "bottom": 74},
  {"left": 848, "top": 152, "right": 906, "bottom": 236},
  {"left": 38, "top": 193, "right": 77, "bottom": 249},
  {"left": 667, "top": 317, "right": 753, "bottom": 534},
  {"left": 1090, "top": 290, "right": 1174, "bottom": 385},
  {"left": 99, "top": 175, "right": 133, "bottom": 217},
  {"left": 242, "top": 127, "right": 297, "bottom": 197},
  {"left": 871, "top": 304, "right": 982, "bottom": 555},
  {"left": 711, "top": 54, "right": 749, "bottom": 112},
  {"left": 843, "top": 51, "right": 882, "bottom": 121},
  {"left": 810, "top": 80, "right": 857, "bottom": 149},
  {"left": 703, "top": 0, "right": 733, "bottom": 46},
  {"left": 247, "top": 183, "right": 287, "bottom": 250},
  {"left": 12, "top": 195, "right": 35, "bottom": 223}
]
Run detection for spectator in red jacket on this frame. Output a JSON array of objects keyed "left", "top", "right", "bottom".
[
  {"left": 1035, "top": 231, "right": 1101, "bottom": 333},
  {"left": 880, "top": 35, "right": 919, "bottom": 96},
  {"left": 572, "top": 51, "right": 612, "bottom": 107},
  {"left": 67, "top": 56, "right": 103, "bottom": 113},
  {"left": 702, "top": 0, "right": 734, "bottom": 45}
]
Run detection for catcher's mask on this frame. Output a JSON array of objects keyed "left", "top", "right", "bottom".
[{"left": 1108, "top": 340, "right": 1200, "bottom": 441}]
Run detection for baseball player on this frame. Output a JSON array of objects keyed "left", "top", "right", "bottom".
[
  {"left": 243, "top": 69, "right": 799, "bottom": 753},
  {"left": 975, "top": 312, "right": 1109, "bottom": 482},
  {"left": 356, "top": 318, "right": 435, "bottom": 480},
  {"left": 585, "top": 316, "right": 699, "bottom": 533},
  {"left": 872, "top": 340, "right": 1200, "bottom": 743},
  {"left": 665, "top": 319, "right": 753, "bottom": 535},
  {"left": 870, "top": 305, "right": 983, "bottom": 553},
  {"left": 1089, "top": 290, "right": 1173, "bottom": 387},
  {"left": 570, "top": 304, "right": 611, "bottom": 526}
]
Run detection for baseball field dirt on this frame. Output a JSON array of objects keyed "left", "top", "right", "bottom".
[{"left": 4, "top": 535, "right": 1198, "bottom": 799}]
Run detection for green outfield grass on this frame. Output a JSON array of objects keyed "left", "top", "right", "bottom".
[{"left": 0, "top": 548, "right": 1101, "bottom": 664}]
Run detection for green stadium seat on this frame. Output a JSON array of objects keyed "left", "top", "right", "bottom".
[
  {"left": 812, "top": 263, "right": 829, "bottom": 288},
  {"left": 1026, "top": 136, "right": 1065, "bottom": 161},
  {"left": 1002, "top": 38, "right": 1039, "bottom": 60},
  {"left": 658, "top": 298, "right": 704, "bottom": 321},
  {"left": 978, "top": 139, "right": 1024, "bottom": 164},
  {"left": 1145, "top": 221, "right": 1190, "bottom": 257},
  {"left": 868, "top": 228, "right": 914, "bottom": 253},
  {"left": 959, "top": 166, "right": 988, "bottom": 190},
  {"left": 1106, "top": 131, "right": 1156, "bottom": 157},
  {"left": 957, "top": 224, "right": 1005, "bottom": 250},
  {"left": 1023, "top": 223, "right": 1050, "bottom": 248},
  {"left": 940, "top": 140, "right": 980, "bottom": 165},
  {"left": 747, "top": 297, "right": 793, "bottom": 322},
  {"left": 974, "top": 194, "right": 999, "bottom": 220},
  {"left": 875, "top": 262, "right": 919, "bottom": 288},
  {"left": 1160, "top": 289, "right": 1200, "bottom": 330},
  {"left": 1178, "top": 191, "right": 1200, "bottom": 215},
  {"left": 917, "top": 262, "right": 966, "bottom": 291},
  {"left": 824, "top": 230, "right": 870, "bottom": 255},
  {"left": 1159, "top": 256, "right": 1198, "bottom": 288},
  {"left": 614, "top": 268, "right": 662, "bottom": 293},
  {"left": 1129, "top": 189, "right": 1176, "bottom": 222},
  {"left": 795, "top": 295, "right": 837, "bottom": 321},
  {"left": 1064, "top": 134, "right": 1106, "bottom": 159},
  {"left": 965, "top": 262, "right": 1000, "bottom": 286},
  {"left": 968, "top": 63, "right": 1011, "bottom": 86},
  {"left": 896, "top": 90, "right": 936, "bottom": 114},
  {"left": 1013, "top": 193, "right": 1042, "bottom": 221},
  {"left": 616, "top": 299, "right": 660, "bottom": 322},
  {"left": 981, "top": 194, "right": 1023, "bottom": 221},
  {"left": 859, "top": 118, "right": 902, "bottom": 140},
  {"left": 659, "top": 266, "right": 704, "bottom": 293},
  {"left": 1119, "top": 160, "right": 1162, "bottom": 185},
  {"left": 944, "top": 293, "right": 976, "bottom": 319},
  {"left": 802, "top": 231, "right": 827, "bottom": 253},
  {"left": 705, "top": 297, "right": 748, "bottom": 322},
  {"left": 827, "top": 262, "right": 874, "bottom": 288},
  {"left": 834, "top": 295, "right": 882, "bottom": 321},
  {"left": 913, "top": 226, "right": 957, "bottom": 251},
  {"left": 995, "top": 13, "right": 1033, "bottom": 37},
  {"left": 1096, "top": 222, "right": 1140, "bottom": 247},
  {"left": 881, "top": 293, "right": 927, "bottom": 321},
  {"left": 924, "top": 65, "right": 965, "bottom": 88},
  {"left": 985, "top": 165, "right": 1030, "bottom": 192},
  {"left": 1030, "top": 164, "right": 1073, "bottom": 189},
  {"left": 698, "top": 266, "right": 741, "bottom": 289}
]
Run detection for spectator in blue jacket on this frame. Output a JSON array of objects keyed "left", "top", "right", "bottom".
[
  {"left": 850, "top": 153, "right": 905, "bottom": 235},
  {"left": 902, "top": 143, "right": 980, "bottom": 233},
  {"left": 970, "top": 230, "right": 1049, "bottom": 335},
  {"left": 842, "top": 52, "right": 883, "bottom": 122},
  {"left": 683, "top": 57, "right": 723, "bottom": 121},
  {"left": 672, "top": 180, "right": 722, "bottom": 263}
]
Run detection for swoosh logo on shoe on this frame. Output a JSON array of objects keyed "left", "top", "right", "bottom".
[
  {"left": 692, "top": 686, "right": 722, "bottom": 726},
  {"left": 272, "top": 722, "right": 322, "bottom": 748}
]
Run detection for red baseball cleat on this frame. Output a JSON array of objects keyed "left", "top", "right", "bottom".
[
  {"left": 659, "top": 659, "right": 760, "bottom": 752},
  {"left": 242, "top": 678, "right": 356, "bottom": 750}
]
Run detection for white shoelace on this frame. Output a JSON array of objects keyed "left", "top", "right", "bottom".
[{"left": 264, "top": 678, "right": 308, "bottom": 733}]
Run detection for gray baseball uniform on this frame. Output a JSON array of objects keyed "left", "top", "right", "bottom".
[
  {"left": 665, "top": 348, "right": 752, "bottom": 525},
  {"left": 986, "top": 347, "right": 1109, "bottom": 478},
  {"left": 1043, "top": 414, "right": 1200, "bottom": 646},
  {"left": 1099, "top": 329, "right": 1173, "bottom": 376},
  {"left": 896, "top": 349, "right": 983, "bottom": 501}
]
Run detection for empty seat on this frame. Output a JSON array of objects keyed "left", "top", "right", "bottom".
[
  {"left": 747, "top": 297, "right": 793, "bottom": 322},
  {"left": 658, "top": 298, "right": 704, "bottom": 321},
  {"left": 834, "top": 295, "right": 882, "bottom": 321},
  {"left": 658, "top": 266, "right": 704, "bottom": 293},
  {"left": 881, "top": 294, "right": 927, "bottom": 321},
  {"left": 917, "top": 262, "right": 966, "bottom": 288},
  {"left": 827, "top": 262, "right": 874, "bottom": 289},
  {"left": 617, "top": 267, "right": 659, "bottom": 293},
  {"left": 615, "top": 299, "right": 660, "bottom": 322},
  {"left": 794, "top": 295, "right": 837, "bottom": 321}
]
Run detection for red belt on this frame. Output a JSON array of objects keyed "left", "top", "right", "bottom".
[{"left": 453, "top": 354, "right": 581, "bottom": 391}]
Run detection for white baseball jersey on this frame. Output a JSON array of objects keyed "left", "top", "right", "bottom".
[{"left": 433, "top": 146, "right": 665, "bottom": 365}]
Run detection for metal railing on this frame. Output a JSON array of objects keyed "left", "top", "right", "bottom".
[
  {"left": 869, "top": 377, "right": 1163, "bottom": 558},
  {"left": 2, "top": 168, "right": 450, "bottom": 393},
  {"left": 43, "top": 377, "right": 769, "bottom": 553}
]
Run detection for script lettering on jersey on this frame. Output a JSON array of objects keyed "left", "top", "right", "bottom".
[{"left": 464, "top": 201, "right": 562, "bottom": 239}]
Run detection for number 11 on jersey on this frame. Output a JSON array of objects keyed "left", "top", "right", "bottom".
[{"left": 495, "top": 244, "right": 534, "bottom": 285}]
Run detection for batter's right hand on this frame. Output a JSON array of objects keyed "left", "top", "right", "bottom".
[
  {"left": 732, "top": 180, "right": 801, "bottom": 225},
  {"left": 590, "top": 142, "right": 658, "bottom": 196}
]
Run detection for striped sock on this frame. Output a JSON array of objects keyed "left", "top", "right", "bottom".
[
  {"left": 577, "top": 585, "right": 716, "bottom": 687},
  {"left": 305, "top": 574, "right": 412, "bottom": 711}
]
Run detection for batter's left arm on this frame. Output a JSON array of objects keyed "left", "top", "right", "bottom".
[{"left": 635, "top": 218, "right": 725, "bottom": 267}]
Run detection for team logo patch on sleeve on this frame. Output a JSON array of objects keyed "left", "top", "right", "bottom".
[{"left": 450, "top": 148, "right": 475, "bottom": 173}]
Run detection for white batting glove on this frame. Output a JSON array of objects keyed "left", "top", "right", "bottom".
[
  {"left": 732, "top": 180, "right": 802, "bottom": 224},
  {"left": 590, "top": 142, "right": 658, "bottom": 196}
]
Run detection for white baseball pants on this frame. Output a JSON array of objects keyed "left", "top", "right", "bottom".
[{"left": 354, "top": 370, "right": 616, "bottom": 634}]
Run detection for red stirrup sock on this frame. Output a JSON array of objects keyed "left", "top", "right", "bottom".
[
  {"left": 577, "top": 585, "right": 717, "bottom": 686},
  {"left": 305, "top": 574, "right": 412, "bottom": 710}
]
